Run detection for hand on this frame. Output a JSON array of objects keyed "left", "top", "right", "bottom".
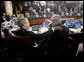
[
  {"left": 9, "top": 30, "right": 12, "bottom": 34},
  {"left": 78, "top": 42, "right": 83, "bottom": 52}
]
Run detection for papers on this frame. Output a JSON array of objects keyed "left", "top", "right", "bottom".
[
  {"left": 32, "top": 31, "right": 38, "bottom": 34},
  {"left": 42, "top": 19, "right": 52, "bottom": 27},
  {"left": 69, "top": 28, "right": 82, "bottom": 33},
  {"left": 38, "top": 27, "right": 48, "bottom": 34}
]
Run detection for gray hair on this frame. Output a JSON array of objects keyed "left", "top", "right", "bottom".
[
  {"left": 51, "top": 14, "right": 61, "bottom": 24},
  {"left": 18, "top": 18, "right": 27, "bottom": 27}
]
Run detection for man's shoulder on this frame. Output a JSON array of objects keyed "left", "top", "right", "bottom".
[
  {"left": 21, "top": 28, "right": 35, "bottom": 35},
  {"left": 61, "top": 25, "right": 69, "bottom": 30}
]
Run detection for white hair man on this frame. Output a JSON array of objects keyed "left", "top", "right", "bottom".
[
  {"left": 46, "top": 14, "right": 71, "bottom": 58},
  {"left": 51, "top": 14, "right": 61, "bottom": 26}
]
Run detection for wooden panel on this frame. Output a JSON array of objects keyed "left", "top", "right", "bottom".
[
  {"left": 28, "top": 16, "right": 83, "bottom": 25},
  {"left": 61, "top": 16, "right": 83, "bottom": 20},
  {"left": 28, "top": 17, "right": 51, "bottom": 25}
]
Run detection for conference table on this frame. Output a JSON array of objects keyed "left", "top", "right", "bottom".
[{"left": 10, "top": 24, "right": 83, "bottom": 34}]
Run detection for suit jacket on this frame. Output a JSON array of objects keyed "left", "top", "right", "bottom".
[
  {"left": 12, "top": 27, "right": 53, "bottom": 44},
  {"left": 47, "top": 24, "right": 69, "bottom": 47}
]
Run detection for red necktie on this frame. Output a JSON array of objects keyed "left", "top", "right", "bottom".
[{"left": 1, "top": 32, "right": 5, "bottom": 38}]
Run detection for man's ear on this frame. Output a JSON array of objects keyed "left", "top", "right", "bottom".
[{"left": 22, "top": 24, "right": 24, "bottom": 27}]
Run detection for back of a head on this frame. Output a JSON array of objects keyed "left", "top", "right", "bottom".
[{"left": 51, "top": 14, "right": 61, "bottom": 24}]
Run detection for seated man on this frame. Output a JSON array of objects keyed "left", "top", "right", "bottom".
[
  {"left": 47, "top": 14, "right": 69, "bottom": 46},
  {"left": 45, "top": 14, "right": 70, "bottom": 58},
  {"left": 10, "top": 18, "right": 60, "bottom": 45}
]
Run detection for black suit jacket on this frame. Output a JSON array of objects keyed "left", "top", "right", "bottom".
[
  {"left": 12, "top": 27, "right": 53, "bottom": 43},
  {"left": 47, "top": 24, "right": 69, "bottom": 47}
]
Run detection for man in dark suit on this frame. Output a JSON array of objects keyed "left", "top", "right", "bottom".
[
  {"left": 46, "top": 14, "right": 69, "bottom": 46},
  {"left": 45, "top": 14, "right": 70, "bottom": 58},
  {"left": 48, "top": 15, "right": 69, "bottom": 46},
  {"left": 11, "top": 18, "right": 55, "bottom": 44}
]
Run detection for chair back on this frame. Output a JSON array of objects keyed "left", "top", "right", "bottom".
[
  {"left": 46, "top": 37, "right": 78, "bottom": 58},
  {"left": 14, "top": 36, "right": 32, "bottom": 44},
  {"left": 13, "top": 36, "right": 35, "bottom": 57}
]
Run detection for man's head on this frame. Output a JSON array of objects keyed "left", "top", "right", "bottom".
[
  {"left": 51, "top": 14, "right": 61, "bottom": 27},
  {"left": 19, "top": 18, "right": 30, "bottom": 29}
]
